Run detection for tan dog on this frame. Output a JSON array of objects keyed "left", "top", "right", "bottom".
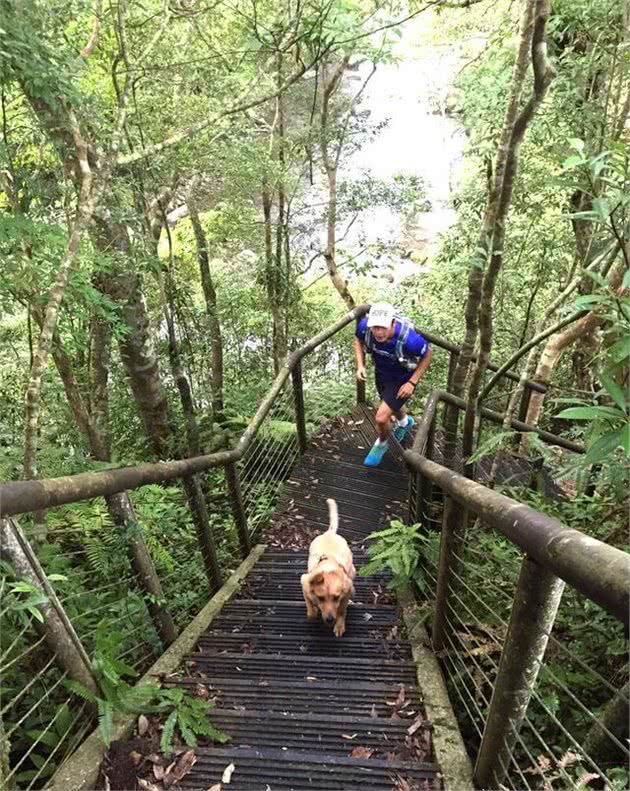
[{"left": 301, "top": 499, "right": 355, "bottom": 637}]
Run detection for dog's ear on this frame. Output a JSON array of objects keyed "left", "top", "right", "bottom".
[{"left": 310, "top": 572, "right": 324, "bottom": 586}]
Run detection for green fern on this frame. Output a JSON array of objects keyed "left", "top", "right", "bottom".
[
  {"left": 359, "top": 520, "right": 438, "bottom": 595},
  {"left": 160, "top": 710, "right": 178, "bottom": 754},
  {"left": 153, "top": 688, "right": 230, "bottom": 755},
  {"left": 97, "top": 700, "right": 114, "bottom": 747},
  {"left": 65, "top": 623, "right": 229, "bottom": 752}
]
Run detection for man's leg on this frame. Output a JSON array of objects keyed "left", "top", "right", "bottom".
[
  {"left": 393, "top": 407, "right": 415, "bottom": 443},
  {"left": 364, "top": 399, "right": 396, "bottom": 466},
  {"left": 375, "top": 401, "right": 395, "bottom": 442}
]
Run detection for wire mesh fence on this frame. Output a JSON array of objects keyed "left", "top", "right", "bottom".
[
  {"left": 0, "top": 314, "right": 366, "bottom": 788},
  {"left": 417, "top": 516, "right": 629, "bottom": 791},
  {"left": 3, "top": 310, "right": 609, "bottom": 791},
  {"left": 0, "top": 509, "right": 167, "bottom": 790},
  {"left": 238, "top": 379, "right": 301, "bottom": 540}
]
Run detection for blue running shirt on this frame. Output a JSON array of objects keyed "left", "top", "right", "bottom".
[{"left": 356, "top": 317, "right": 430, "bottom": 379}]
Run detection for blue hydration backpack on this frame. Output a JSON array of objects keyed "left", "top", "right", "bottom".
[{"left": 364, "top": 314, "right": 421, "bottom": 372}]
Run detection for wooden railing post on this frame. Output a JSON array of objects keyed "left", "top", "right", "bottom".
[
  {"left": 106, "top": 492, "right": 178, "bottom": 646},
  {"left": 432, "top": 496, "right": 467, "bottom": 652},
  {"left": 422, "top": 417, "right": 436, "bottom": 527},
  {"left": 446, "top": 350, "right": 458, "bottom": 394},
  {"left": 517, "top": 385, "right": 533, "bottom": 425},
  {"left": 0, "top": 518, "right": 100, "bottom": 697},
  {"left": 291, "top": 359, "right": 308, "bottom": 455},
  {"left": 474, "top": 556, "right": 564, "bottom": 789},
  {"left": 225, "top": 462, "right": 251, "bottom": 557},
  {"left": 356, "top": 378, "right": 366, "bottom": 405},
  {"left": 181, "top": 476, "right": 222, "bottom": 592},
  {"left": 407, "top": 472, "right": 422, "bottom": 525}
]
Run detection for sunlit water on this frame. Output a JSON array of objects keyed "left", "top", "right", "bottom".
[{"left": 297, "top": 40, "right": 467, "bottom": 288}]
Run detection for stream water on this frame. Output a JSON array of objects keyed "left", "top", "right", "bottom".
[{"left": 298, "top": 30, "right": 469, "bottom": 288}]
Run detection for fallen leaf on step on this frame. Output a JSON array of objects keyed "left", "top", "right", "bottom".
[
  {"left": 407, "top": 716, "right": 424, "bottom": 736},
  {"left": 195, "top": 684, "right": 210, "bottom": 699},
  {"left": 350, "top": 746, "right": 374, "bottom": 758},
  {"left": 137, "top": 714, "right": 149, "bottom": 736},
  {"left": 129, "top": 751, "right": 143, "bottom": 766},
  {"left": 208, "top": 785, "right": 222, "bottom": 791},
  {"left": 370, "top": 704, "right": 377, "bottom": 718},
  {"left": 153, "top": 764, "right": 166, "bottom": 781},
  {"left": 164, "top": 750, "right": 197, "bottom": 788},
  {"left": 222, "top": 763, "right": 236, "bottom": 783},
  {"left": 341, "top": 733, "right": 358, "bottom": 740},
  {"left": 138, "top": 780, "right": 160, "bottom": 791}
]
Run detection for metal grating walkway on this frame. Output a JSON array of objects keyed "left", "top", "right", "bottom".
[{"left": 169, "top": 410, "right": 441, "bottom": 790}]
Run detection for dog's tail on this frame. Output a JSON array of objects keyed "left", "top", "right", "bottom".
[{"left": 326, "top": 498, "right": 339, "bottom": 534}]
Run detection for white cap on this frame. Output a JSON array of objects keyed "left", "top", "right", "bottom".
[{"left": 367, "top": 302, "right": 395, "bottom": 328}]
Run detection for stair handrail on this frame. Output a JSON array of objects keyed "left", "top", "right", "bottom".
[
  {"left": 405, "top": 388, "right": 629, "bottom": 789},
  {"left": 0, "top": 305, "right": 370, "bottom": 517}
]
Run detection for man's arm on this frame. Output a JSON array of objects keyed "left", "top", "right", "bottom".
[
  {"left": 409, "top": 346, "right": 432, "bottom": 386},
  {"left": 354, "top": 337, "right": 367, "bottom": 382},
  {"left": 397, "top": 347, "right": 432, "bottom": 399}
]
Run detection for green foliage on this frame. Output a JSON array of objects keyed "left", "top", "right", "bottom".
[
  {"left": 5, "top": 579, "right": 48, "bottom": 624},
  {"left": 466, "top": 429, "right": 516, "bottom": 464},
  {"left": 359, "top": 519, "right": 439, "bottom": 595},
  {"left": 553, "top": 268, "right": 630, "bottom": 468},
  {"left": 151, "top": 688, "right": 230, "bottom": 755},
  {"left": 66, "top": 624, "right": 229, "bottom": 753},
  {"left": 338, "top": 173, "right": 430, "bottom": 216},
  {"left": 15, "top": 704, "right": 77, "bottom": 784}
]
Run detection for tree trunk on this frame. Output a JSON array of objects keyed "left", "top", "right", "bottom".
[
  {"left": 320, "top": 56, "right": 356, "bottom": 310},
  {"left": 23, "top": 115, "right": 97, "bottom": 483},
  {"left": 443, "top": 0, "right": 540, "bottom": 458},
  {"left": 522, "top": 259, "right": 626, "bottom": 445},
  {"left": 262, "top": 177, "right": 287, "bottom": 375},
  {"left": 90, "top": 311, "right": 112, "bottom": 458},
  {"left": 50, "top": 323, "right": 177, "bottom": 645},
  {"left": 275, "top": 54, "right": 291, "bottom": 358},
  {"left": 460, "top": 0, "right": 555, "bottom": 471},
  {"left": 93, "top": 221, "right": 172, "bottom": 458},
  {"left": 187, "top": 184, "right": 225, "bottom": 417}
]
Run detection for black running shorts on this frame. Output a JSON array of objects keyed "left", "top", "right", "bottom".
[{"left": 375, "top": 372, "right": 414, "bottom": 412}]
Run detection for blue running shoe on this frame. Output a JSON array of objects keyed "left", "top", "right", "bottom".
[
  {"left": 364, "top": 441, "right": 389, "bottom": 467},
  {"left": 394, "top": 416, "right": 415, "bottom": 443}
]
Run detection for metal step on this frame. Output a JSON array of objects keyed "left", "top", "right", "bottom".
[
  {"left": 237, "top": 570, "right": 393, "bottom": 600},
  {"left": 170, "top": 677, "right": 422, "bottom": 718},
  {"left": 186, "top": 652, "right": 418, "bottom": 685},
  {"left": 196, "top": 632, "right": 411, "bottom": 660},
  {"left": 196, "top": 708, "right": 432, "bottom": 755},
  {"left": 177, "top": 746, "right": 439, "bottom": 790}
]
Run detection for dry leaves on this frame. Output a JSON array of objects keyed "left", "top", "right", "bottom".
[
  {"left": 138, "top": 715, "right": 149, "bottom": 736},
  {"left": 407, "top": 715, "right": 424, "bottom": 737},
  {"left": 163, "top": 750, "right": 197, "bottom": 789},
  {"left": 194, "top": 684, "right": 210, "bottom": 699},
  {"left": 222, "top": 762, "right": 236, "bottom": 783},
  {"left": 350, "top": 746, "right": 374, "bottom": 759}
]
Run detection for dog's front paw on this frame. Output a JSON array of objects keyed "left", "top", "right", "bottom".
[{"left": 334, "top": 619, "right": 346, "bottom": 637}]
